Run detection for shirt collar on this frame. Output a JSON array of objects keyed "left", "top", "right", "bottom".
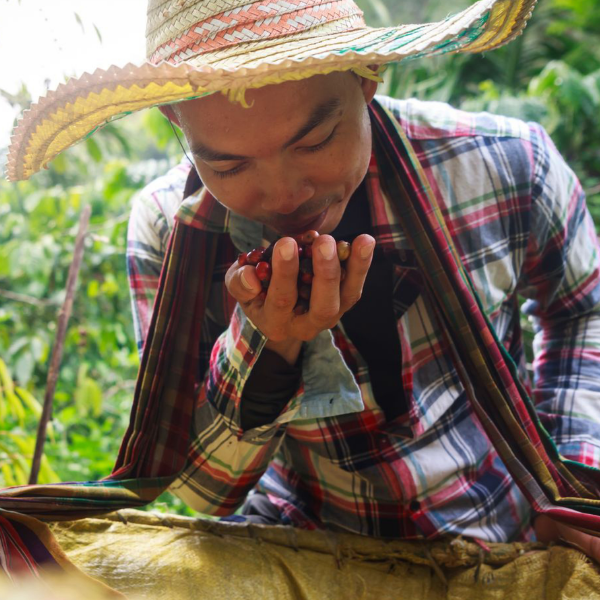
[{"left": 174, "top": 185, "right": 265, "bottom": 252}]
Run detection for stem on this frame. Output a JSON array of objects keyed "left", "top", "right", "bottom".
[
  {"left": 28, "top": 205, "right": 91, "bottom": 484},
  {"left": 0, "top": 288, "right": 55, "bottom": 307}
]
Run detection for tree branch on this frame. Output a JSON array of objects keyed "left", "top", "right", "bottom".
[{"left": 29, "top": 205, "right": 91, "bottom": 484}]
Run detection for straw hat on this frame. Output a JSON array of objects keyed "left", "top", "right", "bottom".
[{"left": 6, "top": 0, "right": 537, "bottom": 182}]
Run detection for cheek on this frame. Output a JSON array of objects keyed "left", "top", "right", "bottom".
[{"left": 196, "top": 169, "right": 256, "bottom": 217}]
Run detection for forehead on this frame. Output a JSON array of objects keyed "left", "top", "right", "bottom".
[{"left": 174, "top": 71, "right": 354, "bottom": 145}]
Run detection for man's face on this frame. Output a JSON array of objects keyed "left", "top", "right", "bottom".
[{"left": 172, "top": 71, "right": 377, "bottom": 236}]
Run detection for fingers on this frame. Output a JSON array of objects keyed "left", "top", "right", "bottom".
[
  {"left": 306, "top": 235, "right": 342, "bottom": 328},
  {"left": 556, "top": 521, "right": 600, "bottom": 563},
  {"left": 225, "top": 233, "right": 376, "bottom": 344},
  {"left": 533, "top": 514, "right": 560, "bottom": 544},
  {"left": 263, "top": 238, "right": 299, "bottom": 336},
  {"left": 339, "top": 234, "right": 375, "bottom": 312},
  {"left": 534, "top": 515, "right": 600, "bottom": 563},
  {"left": 225, "top": 261, "right": 262, "bottom": 304}
]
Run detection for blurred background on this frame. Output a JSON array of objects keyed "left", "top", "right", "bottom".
[{"left": 0, "top": 0, "right": 599, "bottom": 514}]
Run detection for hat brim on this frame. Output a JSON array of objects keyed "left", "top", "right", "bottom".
[{"left": 6, "top": 0, "right": 536, "bottom": 182}]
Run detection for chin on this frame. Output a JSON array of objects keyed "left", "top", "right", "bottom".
[{"left": 319, "top": 201, "right": 346, "bottom": 234}]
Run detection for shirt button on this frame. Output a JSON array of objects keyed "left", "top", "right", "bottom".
[{"left": 409, "top": 500, "right": 420, "bottom": 512}]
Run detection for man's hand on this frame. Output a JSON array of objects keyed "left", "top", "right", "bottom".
[
  {"left": 225, "top": 234, "right": 375, "bottom": 364},
  {"left": 534, "top": 514, "right": 600, "bottom": 563}
]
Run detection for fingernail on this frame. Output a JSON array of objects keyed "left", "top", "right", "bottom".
[
  {"left": 360, "top": 242, "right": 375, "bottom": 259},
  {"left": 241, "top": 271, "right": 253, "bottom": 290},
  {"left": 318, "top": 239, "right": 335, "bottom": 260},
  {"left": 279, "top": 240, "right": 295, "bottom": 261}
]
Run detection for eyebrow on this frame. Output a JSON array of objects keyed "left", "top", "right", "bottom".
[{"left": 190, "top": 97, "right": 343, "bottom": 162}]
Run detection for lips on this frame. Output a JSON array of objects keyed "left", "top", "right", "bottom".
[{"left": 277, "top": 208, "right": 329, "bottom": 236}]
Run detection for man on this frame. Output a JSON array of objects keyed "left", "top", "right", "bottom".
[
  {"left": 6, "top": 0, "right": 600, "bottom": 564},
  {"left": 128, "top": 71, "right": 600, "bottom": 553}
]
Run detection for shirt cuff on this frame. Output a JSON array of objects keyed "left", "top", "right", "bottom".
[{"left": 217, "top": 304, "right": 364, "bottom": 441}]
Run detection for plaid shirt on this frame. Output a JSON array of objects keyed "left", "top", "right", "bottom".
[{"left": 126, "top": 96, "right": 600, "bottom": 541}]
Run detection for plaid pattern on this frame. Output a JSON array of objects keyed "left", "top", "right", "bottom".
[
  {"left": 127, "top": 97, "right": 600, "bottom": 541},
  {"left": 2, "top": 95, "right": 600, "bottom": 582}
]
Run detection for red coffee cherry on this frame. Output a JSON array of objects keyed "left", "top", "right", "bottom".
[
  {"left": 293, "top": 298, "right": 309, "bottom": 315},
  {"left": 246, "top": 247, "right": 265, "bottom": 265},
  {"left": 300, "top": 271, "right": 313, "bottom": 285},
  {"left": 302, "top": 230, "right": 319, "bottom": 244},
  {"left": 298, "top": 284, "right": 312, "bottom": 300},
  {"left": 295, "top": 230, "right": 319, "bottom": 245},
  {"left": 243, "top": 231, "right": 352, "bottom": 314},
  {"left": 299, "top": 258, "right": 313, "bottom": 276},
  {"left": 255, "top": 261, "right": 272, "bottom": 282}
]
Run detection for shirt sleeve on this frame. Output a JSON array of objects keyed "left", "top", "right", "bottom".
[
  {"left": 519, "top": 123, "right": 600, "bottom": 469},
  {"left": 126, "top": 187, "right": 175, "bottom": 355}
]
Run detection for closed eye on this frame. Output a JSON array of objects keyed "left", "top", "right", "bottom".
[
  {"left": 303, "top": 126, "right": 338, "bottom": 153},
  {"left": 211, "top": 125, "right": 339, "bottom": 178},
  {"left": 211, "top": 163, "right": 247, "bottom": 179}
]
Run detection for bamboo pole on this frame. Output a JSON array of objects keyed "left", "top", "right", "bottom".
[{"left": 29, "top": 205, "right": 92, "bottom": 484}]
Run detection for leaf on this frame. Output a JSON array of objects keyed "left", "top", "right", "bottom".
[
  {"left": 0, "top": 359, "right": 15, "bottom": 396},
  {"left": 5, "top": 390, "right": 25, "bottom": 426},
  {"left": 14, "top": 352, "right": 34, "bottom": 386},
  {"left": 93, "top": 23, "right": 103, "bottom": 44},
  {"left": 86, "top": 137, "right": 103, "bottom": 163},
  {"left": 15, "top": 386, "right": 41, "bottom": 417},
  {"left": 39, "top": 455, "right": 60, "bottom": 484},
  {"left": 0, "top": 381, "right": 5, "bottom": 425},
  {"left": 51, "top": 152, "right": 67, "bottom": 174},
  {"left": 12, "top": 456, "right": 28, "bottom": 485},
  {"left": 6, "top": 432, "right": 33, "bottom": 455},
  {"left": 74, "top": 364, "right": 103, "bottom": 417},
  {"left": 74, "top": 12, "right": 84, "bottom": 33},
  {"left": 87, "top": 279, "right": 100, "bottom": 298},
  {"left": 1, "top": 464, "right": 16, "bottom": 487}
]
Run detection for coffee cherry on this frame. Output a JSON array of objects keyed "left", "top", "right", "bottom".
[
  {"left": 300, "top": 271, "right": 313, "bottom": 285},
  {"left": 298, "top": 284, "right": 312, "bottom": 300},
  {"left": 295, "top": 230, "right": 319, "bottom": 245},
  {"left": 299, "top": 258, "right": 313, "bottom": 275},
  {"left": 336, "top": 241, "right": 351, "bottom": 262},
  {"left": 293, "top": 298, "right": 309, "bottom": 315},
  {"left": 243, "top": 231, "right": 352, "bottom": 314},
  {"left": 255, "top": 261, "right": 272, "bottom": 282},
  {"left": 246, "top": 247, "right": 265, "bottom": 265}
]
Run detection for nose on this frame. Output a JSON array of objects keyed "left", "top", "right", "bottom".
[{"left": 258, "top": 167, "right": 315, "bottom": 215}]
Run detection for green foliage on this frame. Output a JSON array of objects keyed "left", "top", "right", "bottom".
[
  {"left": 375, "top": 0, "right": 600, "bottom": 225},
  {"left": 0, "top": 358, "right": 58, "bottom": 485},
  {"left": 0, "top": 110, "right": 179, "bottom": 489}
]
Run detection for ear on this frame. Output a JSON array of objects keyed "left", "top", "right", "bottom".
[
  {"left": 159, "top": 104, "right": 181, "bottom": 127},
  {"left": 360, "top": 66, "right": 380, "bottom": 104}
]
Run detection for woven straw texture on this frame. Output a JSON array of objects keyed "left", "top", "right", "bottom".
[{"left": 6, "top": 0, "right": 537, "bottom": 182}]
